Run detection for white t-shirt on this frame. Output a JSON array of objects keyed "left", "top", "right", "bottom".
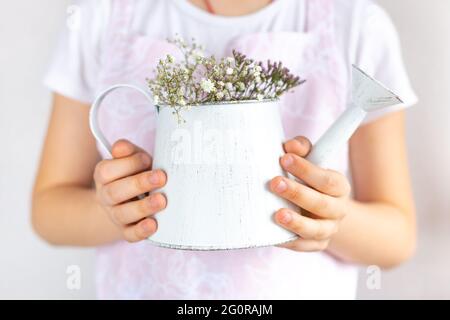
[{"left": 44, "top": 0, "right": 417, "bottom": 299}]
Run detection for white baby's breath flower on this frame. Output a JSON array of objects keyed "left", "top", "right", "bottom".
[
  {"left": 148, "top": 37, "right": 304, "bottom": 117},
  {"left": 166, "top": 54, "right": 175, "bottom": 63},
  {"left": 193, "top": 49, "right": 204, "bottom": 58},
  {"left": 236, "top": 82, "right": 245, "bottom": 91},
  {"left": 226, "top": 57, "right": 234, "bottom": 64},
  {"left": 250, "top": 68, "right": 260, "bottom": 78},
  {"left": 216, "top": 91, "right": 225, "bottom": 100},
  {"left": 200, "top": 78, "right": 215, "bottom": 93}
]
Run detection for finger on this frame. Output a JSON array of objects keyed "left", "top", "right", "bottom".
[
  {"left": 277, "top": 238, "right": 330, "bottom": 252},
  {"left": 95, "top": 151, "right": 152, "bottom": 185},
  {"left": 280, "top": 153, "right": 351, "bottom": 197},
  {"left": 274, "top": 209, "right": 338, "bottom": 240},
  {"left": 269, "top": 176, "right": 345, "bottom": 219},
  {"left": 101, "top": 170, "right": 166, "bottom": 205},
  {"left": 111, "top": 193, "right": 166, "bottom": 225},
  {"left": 123, "top": 218, "right": 157, "bottom": 242},
  {"left": 283, "top": 136, "right": 312, "bottom": 157},
  {"left": 111, "top": 139, "right": 146, "bottom": 159}
]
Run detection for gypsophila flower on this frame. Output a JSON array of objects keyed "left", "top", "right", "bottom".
[
  {"left": 236, "top": 82, "right": 245, "bottom": 91},
  {"left": 146, "top": 37, "right": 305, "bottom": 121},
  {"left": 201, "top": 78, "right": 215, "bottom": 93},
  {"left": 166, "top": 54, "right": 175, "bottom": 63},
  {"left": 225, "top": 82, "right": 234, "bottom": 91},
  {"left": 216, "top": 91, "right": 225, "bottom": 100},
  {"left": 193, "top": 49, "right": 204, "bottom": 58}
]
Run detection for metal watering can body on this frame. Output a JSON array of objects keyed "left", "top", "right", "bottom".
[
  {"left": 89, "top": 66, "right": 403, "bottom": 250},
  {"left": 90, "top": 89, "right": 297, "bottom": 250},
  {"left": 150, "top": 101, "right": 298, "bottom": 249}
]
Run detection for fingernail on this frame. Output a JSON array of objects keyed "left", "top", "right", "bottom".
[
  {"left": 275, "top": 180, "right": 287, "bottom": 193},
  {"left": 141, "top": 220, "right": 154, "bottom": 233},
  {"left": 149, "top": 171, "right": 160, "bottom": 184},
  {"left": 281, "top": 154, "right": 294, "bottom": 167},
  {"left": 149, "top": 195, "right": 161, "bottom": 209},
  {"left": 278, "top": 211, "right": 292, "bottom": 224},
  {"left": 140, "top": 153, "right": 150, "bottom": 167}
]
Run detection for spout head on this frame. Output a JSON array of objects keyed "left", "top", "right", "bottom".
[{"left": 352, "top": 65, "right": 403, "bottom": 112}]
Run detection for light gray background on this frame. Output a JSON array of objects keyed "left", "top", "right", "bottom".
[{"left": 0, "top": 0, "right": 449, "bottom": 299}]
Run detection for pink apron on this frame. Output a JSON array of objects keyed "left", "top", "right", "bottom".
[{"left": 95, "top": 0, "right": 356, "bottom": 299}]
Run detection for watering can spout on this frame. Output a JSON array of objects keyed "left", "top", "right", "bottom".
[
  {"left": 351, "top": 64, "right": 403, "bottom": 112},
  {"left": 306, "top": 65, "right": 403, "bottom": 166}
]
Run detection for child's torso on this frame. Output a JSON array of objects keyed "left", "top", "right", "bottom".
[{"left": 94, "top": 0, "right": 356, "bottom": 299}]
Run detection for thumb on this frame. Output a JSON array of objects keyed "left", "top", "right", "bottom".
[
  {"left": 111, "top": 139, "right": 148, "bottom": 159},
  {"left": 283, "top": 136, "right": 312, "bottom": 157}
]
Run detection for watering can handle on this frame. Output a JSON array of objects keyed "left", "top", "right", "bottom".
[{"left": 89, "top": 84, "right": 153, "bottom": 157}]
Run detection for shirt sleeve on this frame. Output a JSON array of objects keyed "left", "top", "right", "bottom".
[
  {"left": 352, "top": 1, "right": 418, "bottom": 124},
  {"left": 43, "top": 0, "right": 110, "bottom": 104}
]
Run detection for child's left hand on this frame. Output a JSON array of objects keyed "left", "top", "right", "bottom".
[{"left": 270, "top": 136, "right": 352, "bottom": 252}]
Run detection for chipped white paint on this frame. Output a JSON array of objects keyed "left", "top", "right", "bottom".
[{"left": 89, "top": 65, "right": 402, "bottom": 250}]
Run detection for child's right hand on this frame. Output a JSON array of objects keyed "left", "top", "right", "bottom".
[{"left": 93, "top": 139, "right": 167, "bottom": 242}]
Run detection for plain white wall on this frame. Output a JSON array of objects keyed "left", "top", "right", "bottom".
[
  {"left": 0, "top": 0, "right": 449, "bottom": 299},
  {"left": 0, "top": 0, "right": 95, "bottom": 299},
  {"left": 358, "top": 0, "right": 450, "bottom": 299}
]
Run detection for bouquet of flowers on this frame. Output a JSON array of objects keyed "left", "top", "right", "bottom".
[{"left": 147, "top": 37, "right": 305, "bottom": 120}]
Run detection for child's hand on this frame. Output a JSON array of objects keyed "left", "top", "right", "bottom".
[
  {"left": 94, "top": 139, "right": 167, "bottom": 242},
  {"left": 270, "top": 136, "right": 351, "bottom": 252}
]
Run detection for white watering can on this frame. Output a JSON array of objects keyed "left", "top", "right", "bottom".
[{"left": 90, "top": 65, "right": 402, "bottom": 250}]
